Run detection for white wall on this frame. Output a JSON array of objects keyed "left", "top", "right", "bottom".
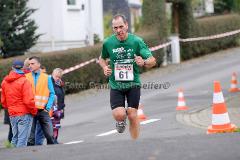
[
  {"left": 63, "top": 0, "right": 87, "bottom": 41},
  {"left": 27, "top": 0, "right": 64, "bottom": 42},
  {"left": 128, "top": 0, "right": 141, "bottom": 6},
  {"left": 27, "top": 0, "right": 103, "bottom": 52},
  {"left": 91, "top": 0, "right": 104, "bottom": 40},
  {"left": 204, "top": 0, "right": 214, "bottom": 14}
]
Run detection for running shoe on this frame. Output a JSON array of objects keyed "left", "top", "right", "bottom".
[{"left": 116, "top": 120, "right": 126, "bottom": 133}]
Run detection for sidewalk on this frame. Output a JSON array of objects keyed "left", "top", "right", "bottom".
[{"left": 176, "top": 92, "right": 240, "bottom": 130}]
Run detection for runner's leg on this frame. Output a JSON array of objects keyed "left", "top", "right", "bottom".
[
  {"left": 112, "top": 107, "right": 127, "bottom": 122},
  {"left": 110, "top": 89, "right": 127, "bottom": 133},
  {"left": 127, "top": 108, "right": 139, "bottom": 139},
  {"left": 126, "top": 87, "right": 140, "bottom": 139}
]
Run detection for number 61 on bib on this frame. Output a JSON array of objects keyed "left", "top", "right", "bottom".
[{"left": 114, "top": 63, "right": 134, "bottom": 81}]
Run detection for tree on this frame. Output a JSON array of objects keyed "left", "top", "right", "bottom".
[
  {"left": 0, "top": 0, "right": 40, "bottom": 58},
  {"left": 103, "top": 0, "right": 131, "bottom": 33},
  {"left": 0, "top": 37, "right": 3, "bottom": 48},
  {"left": 142, "top": 0, "right": 168, "bottom": 67},
  {"left": 178, "top": 1, "right": 197, "bottom": 38},
  {"left": 103, "top": 12, "right": 113, "bottom": 37},
  {"left": 142, "top": 0, "right": 168, "bottom": 41},
  {"left": 178, "top": 0, "right": 198, "bottom": 60},
  {"left": 233, "top": 0, "right": 240, "bottom": 13},
  {"left": 214, "top": 0, "right": 234, "bottom": 14}
]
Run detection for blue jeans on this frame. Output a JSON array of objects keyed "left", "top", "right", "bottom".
[{"left": 10, "top": 114, "right": 33, "bottom": 147}]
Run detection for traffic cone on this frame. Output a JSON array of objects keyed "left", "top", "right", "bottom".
[
  {"left": 176, "top": 88, "right": 189, "bottom": 110},
  {"left": 207, "top": 81, "right": 237, "bottom": 134},
  {"left": 137, "top": 103, "right": 147, "bottom": 121},
  {"left": 229, "top": 72, "right": 240, "bottom": 92}
]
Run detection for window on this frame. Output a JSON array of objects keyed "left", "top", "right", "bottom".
[
  {"left": 67, "top": 0, "right": 76, "bottom": 5},
  {"left": 67, "top": 0, "right": 83, "bottom": 11}
]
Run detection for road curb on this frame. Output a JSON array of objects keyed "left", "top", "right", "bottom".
[{"left": 176, "top": 93, "right": 240, "bottom": 130}]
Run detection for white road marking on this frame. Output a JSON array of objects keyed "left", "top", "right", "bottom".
[
  {"left": 96, "top": 130, "right": 118, "bottom": 137},
  {"left": 140, "top": 118, "right": 161, "bottom": 125},
  {"left": 96, "top": 118, "right": 161, "bottom": 137},
  {"left": 64, "top": 140, "right": 84, "bottom": 144}
]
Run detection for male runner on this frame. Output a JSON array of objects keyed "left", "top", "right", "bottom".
[{"left": 99, "top": 14, "right": 156, "bottom": 139}]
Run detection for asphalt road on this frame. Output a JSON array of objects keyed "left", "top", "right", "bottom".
[
  {"left": 0, "top": 134, "right": 239, "bottom": 160},
  {"left": 0, "top": 47, "right": 240, "bottom": 160}
]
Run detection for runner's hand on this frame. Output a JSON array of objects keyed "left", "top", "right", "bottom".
[
  {"left": 134, "top": 54, "right": 144, "bottom": 67},
  {"left": 103, "top": 65, "right": 112, "bottom": 76}
]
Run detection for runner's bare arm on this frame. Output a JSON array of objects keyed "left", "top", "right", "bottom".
[
  {"left": 99, "top": 56, "right": 112, "bottom": 76},
  {"left": 99, "top": 56, "right": 108, "bottom": 69},
  {"left": 134, "top": 55, "right": 156, "bottom": 68},
  {"left": 143, "top": 56, "right": 156, "bottom": 68}
]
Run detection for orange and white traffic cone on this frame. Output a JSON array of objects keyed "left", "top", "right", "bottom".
[
  {"left": 229, "top": 72, "right": 240, "bottom": 92},
  {"left": 207, "top": 81, "right": 237, "bottom": 134},
  {"left": 137, "top": 103, "right": 147, "bottom": 121},
  {"left": 176, "top": 88, "right": 189, "bottom": 110}
]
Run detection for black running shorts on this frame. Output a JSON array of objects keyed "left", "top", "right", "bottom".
[{"left": 110, "top": 87, "right": 140, "bottom": 110}]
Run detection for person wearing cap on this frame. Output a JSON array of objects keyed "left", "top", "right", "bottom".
[
  {"left": 26, "top": 56, "right": 55, "bottom": 145},
  {"left": 1, "top": 60, "right": 37, "bottom": 147}
]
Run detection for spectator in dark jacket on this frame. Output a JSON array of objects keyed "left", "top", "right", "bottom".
[
  {"left": 51, "top": 68, "right": 65, "bottom": 144},
  {"left": 1, "top": 60, "right": 37, "bottom": 147}
]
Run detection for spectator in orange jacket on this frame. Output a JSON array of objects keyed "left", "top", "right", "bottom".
[{"left": 1, "top": 60, "right": 37, "bottom": 147}]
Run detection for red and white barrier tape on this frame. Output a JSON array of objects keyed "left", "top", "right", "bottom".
[
  {"left": 180, "top": 29, "right": 240, "bottom": 42},
  {"left": 56, "top": 29, "right": 240, "bottom": 74},
  {"left": 62, "top": 58, "right": 98, "bottom": 75},
  {"left": 62, "top": 42, "right": 172, "bottom": 74},
  {"left": 150, "top": 42, "right": 171, "bottom": 51}
]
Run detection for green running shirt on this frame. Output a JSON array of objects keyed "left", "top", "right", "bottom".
[{"left": 101, "top": 33, "right": 153, "bottom": 90}]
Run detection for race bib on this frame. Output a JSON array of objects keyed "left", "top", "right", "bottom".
[{"left": 114, "top": 63, "right": 134, "bottom": 81}]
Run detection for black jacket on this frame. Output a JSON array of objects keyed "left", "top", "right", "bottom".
[
  {"left": 4, "top": 109, "right": 10, "bottom": 124},
  {"left": 51, "top": 77, "right": 65, "bottom": 110}
]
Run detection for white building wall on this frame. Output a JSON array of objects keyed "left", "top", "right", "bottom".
[
  {"left": 63, "top": 0, "right": 87, "bottom": 41},
  {"left": 128, "top": 0, "right": 141, "bottom": 6},
  {"left": 91, "top": 0, "right": 104, "bottom": 40},
  {"left": 27, "top": 0, "right": 64, "bottom": 41},
  {"left": 27, "top": 0, "right": 103, "bottom": 52}
]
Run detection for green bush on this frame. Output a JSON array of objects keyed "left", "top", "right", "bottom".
[
  {"left": 214, "top": 0, "right": 234, "bottom": 14},
  {"left": 142, "top": 0, "right": 168, "bottom": 40},
  {"left": 0, "top": 31, "right": 162, "bottom": 94},
  {"left": 103, "top": 13, "right": 113, "bottom": 38},
  {"left": 181, "top": 14, "right": 240, "bottom": 60},
  {"left": 137, "top": 30, "right": 165, "bottom": 68},
  {"left": 141, "top": 0, "right": 168, "bottom": 68}
]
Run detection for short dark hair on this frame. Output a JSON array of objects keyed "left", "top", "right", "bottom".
[
  {"left": 29, "top": 56, "right": 41, "bottom": 64},
  {"left": 112, "top": 14, "right": 128, "bottom": 23}
]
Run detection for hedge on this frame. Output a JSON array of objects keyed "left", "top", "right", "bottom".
[
  {"left": 180, "top": 14, "right": 240, "bottom": 60},
  {"left": 0, "top": 31, "right": 163, "bottom": 94}
]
